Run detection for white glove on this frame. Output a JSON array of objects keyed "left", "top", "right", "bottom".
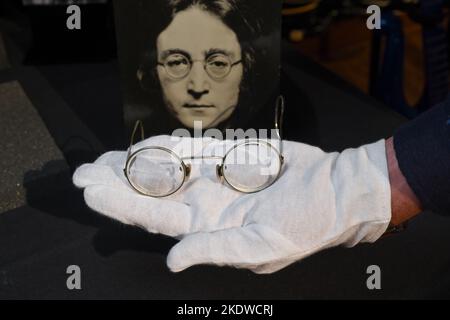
[{"left": 73, "top": 135, "right": 391, "bottom": 274}]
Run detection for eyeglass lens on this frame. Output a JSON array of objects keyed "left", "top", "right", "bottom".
[
  {"left": 127, "top": 148, "right": 185, "bottom": 197},
  {"left": 222, "top": 142, "right": 282, "bottom": 193}
]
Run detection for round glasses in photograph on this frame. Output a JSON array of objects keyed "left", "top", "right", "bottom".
[
  {"left": 158, "top": 53, "right": 242, "bottom": 80},
  {"left": 124, "top": 147, "right": 189, "bottom": 197},
  {"left": 218, "top": 140, "right": 284, "bottom": 193}
]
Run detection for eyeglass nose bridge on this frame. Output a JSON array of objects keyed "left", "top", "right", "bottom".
[
  {"left": 185, "top": 163, "right": 192, "bottom": 180},
  {"left": 216, "top": 164, "right": 224, "bottom": 182}
]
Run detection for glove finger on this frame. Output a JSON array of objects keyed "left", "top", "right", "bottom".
[
  {"left": 167, "top": 225, "right": 297, "bottom": 272},
  {"left": 84, "top": 185, "right": 192, "bottom": 237},
  {"left": 73, "top": 163, "right": 129, "bottom": 189}
]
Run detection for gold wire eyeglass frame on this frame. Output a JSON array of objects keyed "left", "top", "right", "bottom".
[{"left": 123, "top": 96, "right": 285, "bottom": 197}]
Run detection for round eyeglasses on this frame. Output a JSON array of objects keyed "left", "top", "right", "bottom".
[
  {"left": 124, "top": 96, "right": 285, "bottom": 198},
  {"left": 124, "top": 141, "right": 284, "bottom": 197},
  {"left": 157, "top": 53, "right": 242, "bottom": 80}
]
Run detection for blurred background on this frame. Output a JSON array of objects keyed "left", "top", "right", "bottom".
[{"left": 284, "top": 0, "right": 449, "bottom": 118}]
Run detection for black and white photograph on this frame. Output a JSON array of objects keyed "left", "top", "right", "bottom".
[{"left": 114, "top": 0, "right": 281, "bottom": 135}]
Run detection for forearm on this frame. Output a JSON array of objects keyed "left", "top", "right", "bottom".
[{"left": 386, "top": 137, "right": 422, "bottom": 226}]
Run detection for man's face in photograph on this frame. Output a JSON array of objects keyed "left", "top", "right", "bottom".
[{"left": 156, "top": 7, "right": 243, "bottom": 129}]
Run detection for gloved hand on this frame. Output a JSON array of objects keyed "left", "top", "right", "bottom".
[{"left": 73, "top": 135, "right": 391, "bottom": 274}]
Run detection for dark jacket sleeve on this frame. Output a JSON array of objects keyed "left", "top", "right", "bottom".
[{"left": 393, "top": 96, "right": 450, "bottom": 215}]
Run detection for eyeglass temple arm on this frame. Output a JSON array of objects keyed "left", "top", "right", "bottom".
[
  {"left": 127, "top": 120, "right": 145, "bottom": 159},
  {"left": 275, "top": 95, "right": 285, "bottom": 155}
]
